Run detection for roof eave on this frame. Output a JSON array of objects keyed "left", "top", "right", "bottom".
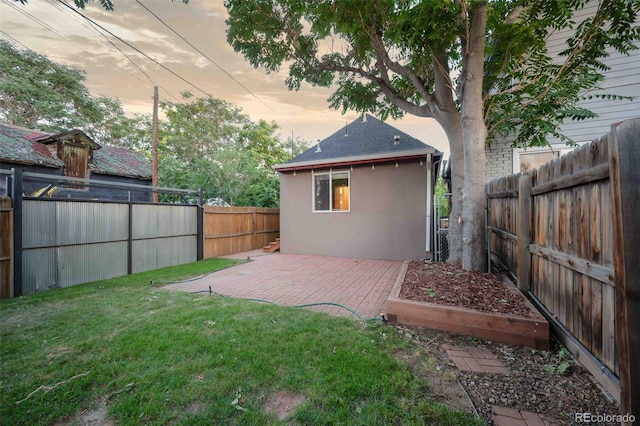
[{"left": 274, "top": 148, "right": 436, "bottom": 172}]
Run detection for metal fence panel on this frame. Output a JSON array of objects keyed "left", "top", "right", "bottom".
[
  {"left": 56, "top": 202, "right": 128, "bottom": 245},
  {"left": 55, "top": 242, "right": 128, "bottom": 287},
  {"left": 132, "top": 204, "right": 196, "bottom": 239},
  {"left": 22, "top": 247, "right": 57, "bottom": 294},
  {"left": 23, "top": 201, "right": 57, "bottom": 249},
  {"left": 132, "top": 236, "right": 196, "bottom": 274}
]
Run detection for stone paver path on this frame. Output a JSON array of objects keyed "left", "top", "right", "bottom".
[
  {"left": 443, "top": 344, "right": 557, "bottom": 425},
  {"left": 492, "top": 406, "right": 557, "bottom": 426},
  {"left": 443, "top": 344, "right": 510, "bottom": 374}
]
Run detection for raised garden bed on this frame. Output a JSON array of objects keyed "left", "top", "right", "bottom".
[{"left": 386, "top": 261, "right": 549, "bottom": 349}]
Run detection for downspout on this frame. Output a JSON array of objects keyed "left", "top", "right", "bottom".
[{"left": 427, "top": 155, "right": 439, "bottom": 253}]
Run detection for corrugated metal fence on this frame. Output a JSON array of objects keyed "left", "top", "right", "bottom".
[
  {"left": 2, "top": 170, "right": 280, "bottom": 297},
  {"left": 3, "top": 169, "right": 202, "bottom": 296},
  {"left": 21, "top": 200, "right": 197, "bottom": 293}
]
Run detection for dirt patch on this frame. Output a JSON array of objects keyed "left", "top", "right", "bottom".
[
  {"left": 53, "top": 402, "right": 113, "bottom": 426},
  {"left": 393, "top": 347, "right": 476, "bottom": 415},
  {"left": 399, "top": 261, "right": 534, "bottom": 317},
  {"left": 263, "top": 391, "right": 306, "bottom": 420}
]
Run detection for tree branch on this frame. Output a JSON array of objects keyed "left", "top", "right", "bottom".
[{"left": 15, "top": 371, "right": 91, "bottom": 405}]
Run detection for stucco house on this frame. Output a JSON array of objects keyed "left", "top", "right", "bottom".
[
  {"left": 274, "top": 114, "right": 443, "bottom": 261},
  {"left": 0, "top": 123, "right": 153, "bottom": 201},
  {"left": 485, "top": 3, "right": 640, "bottom": 181}
]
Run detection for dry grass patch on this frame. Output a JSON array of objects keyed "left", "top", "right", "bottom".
[{"left": 263, "top": 391, "right": 306, "bottom": 420}]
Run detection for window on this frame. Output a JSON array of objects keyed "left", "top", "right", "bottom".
[
  {"left": 314, "top": 171, "right": 349, "bottom": 212},
  {"left": 519, "top": 151, "right": 558, "bottom": 173},
  {"left": 512, "top": 144, "right": 584, "bottom": 174}
]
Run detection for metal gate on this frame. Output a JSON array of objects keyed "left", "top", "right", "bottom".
[{"left": 433, "top": 192, "right": 451, "bottom": 262}]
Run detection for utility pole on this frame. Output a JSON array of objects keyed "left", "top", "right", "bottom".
[{"left": 152, "top": 86, "right": 159, "bottom": 202}]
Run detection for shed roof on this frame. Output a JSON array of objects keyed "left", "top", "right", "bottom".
[
  {"left": 274, "top": 114, "right": 440, "bottom": 171},
  {"left": 0, "top": 123, "right": 152, "bottom": 179},
  {"left": 0, "top": 124, "right": 63, "bottom": 168},
  {"left": 91, "top": 145, "right": 152, "bottom": 179}
]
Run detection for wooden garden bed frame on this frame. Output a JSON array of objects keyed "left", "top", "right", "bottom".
[{"left": 386, "top": 261, "right": 550, "bottom": 349}]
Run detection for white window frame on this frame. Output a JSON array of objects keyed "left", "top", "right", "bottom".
[
  {"left": 312, "top": 170, "right": 350, "bottom": 213},
  {"left": 512, "top": 143, "right": 586, "bottom": 174}
]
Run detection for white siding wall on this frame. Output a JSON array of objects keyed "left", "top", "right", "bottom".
[{"left": 486, "top": 1, "right": 640, "bottom": 181}]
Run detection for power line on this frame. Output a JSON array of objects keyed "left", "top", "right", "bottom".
[
  {"left": 0, "top": 30, "right": 29, "bottom": 50},
  {"left": 53, "top": 1, "right": 153, "bottom": 83},
  {"left": 2, "top": 0, "right": 79, "bottom": 48},
  {"left": 135, "top": 0, "right": 301, "bottom": 133},
  {"left": 135, "top": 0, "right": 256, "bottom": 98},
  {"left": 51, "top": 2, "right": 182, "bottom": 103},
  {"left": 2, "top": 0, "right": 173, "bottom": 101},
  {"left": 54, "top": 0, "right": 212, "bottom": 98}
]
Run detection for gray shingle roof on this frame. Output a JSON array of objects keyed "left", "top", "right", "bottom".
[
  {"left": 90, "top": 145, "right": 152, "bottom": 179},
  {"left": 0, "top": 123, "right": 151, "bottom": 179},
  {"left": 0, "top": 124, "right": 63, "bottom": 168},
  {"left": 285, "top": 114, "right": 438, "bottom": 167}
]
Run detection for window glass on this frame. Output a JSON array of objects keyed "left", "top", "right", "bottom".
[
  {"left": 331, "top": 172, "right": 349, "bottom": 211},
  {"left": 519, "top": 151, "right": 558, "bottom": 173},
  {"left": 314, "top": 174, "right": 330, "bottom": 211}
]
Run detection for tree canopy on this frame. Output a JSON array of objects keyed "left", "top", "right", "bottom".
[
  {"left": 0, "top": 39, "right": 105, "bottom": 132},
  {"left": 225, "top": 0, "right": 639, "bottom": 270},
  {"left": 0, "top": 40, "right": 148, "bottom": 148},
  {"left": 157, "top": 94, "right": 306, "bottom": 207},
  {"left": 0, "top": 40, "right": 305, "bottom": 207}
]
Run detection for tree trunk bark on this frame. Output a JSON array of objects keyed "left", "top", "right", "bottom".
[{"left": 460, "top": 2, "right": 488, "bottom": 271}]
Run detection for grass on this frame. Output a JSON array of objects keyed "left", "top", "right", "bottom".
[{"left": 0, "top": 258, "right": 484, "bottom": 425}]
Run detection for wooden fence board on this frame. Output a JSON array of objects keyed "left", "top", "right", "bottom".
[
  {"left": 203, "top": 206, "right": 279, "bottom": 258},
  {"left": 0, "top": 197, "right": 13, "bottom": 299},
  {"left": 485, "top": 120, "right": 640, "bottom": 404},
  {"left": 610, "top": 118, "right": 640, "bottom": 417}
]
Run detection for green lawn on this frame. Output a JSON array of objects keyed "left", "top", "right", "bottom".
[{"left": 0, "top": 258, "right": 483, "bottom": 425}]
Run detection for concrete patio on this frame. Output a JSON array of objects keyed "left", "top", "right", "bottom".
[{"left": 165, "top": 250, "right": 403, "bottom": 320}]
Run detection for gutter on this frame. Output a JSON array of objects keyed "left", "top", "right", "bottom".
[{"left": 274, "top": 148, "right": 436, "bottom": 172}]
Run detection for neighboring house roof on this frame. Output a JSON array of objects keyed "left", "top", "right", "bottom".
[
  {"left": 34, "top": 129, "right": 102, "bottom": 150},
  {"left": 274, "top": 114, "right": 440, "bottom": 171},
  {"left": 91, "top": 145, "right": 152, "bottom": 179},
  {"left": 0, "top": 124, "right": 63, "bottom": 168},
  {"left": 0, "top": 123, "right": 152, "bottom": 180}
]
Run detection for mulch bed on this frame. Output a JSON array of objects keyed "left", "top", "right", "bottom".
[{"left": 398, "top": 261, "right": 535, "bottom": 318}]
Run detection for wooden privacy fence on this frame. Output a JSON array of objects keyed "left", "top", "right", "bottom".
[
  {"left": 486, "top": 118, "right": 639, "bottom": 414},
  {"left": 203, "top": 206, "right": 279, "bottom": 258},
  {"left": 0, "top": 197, "right": 12, "bottom": 299}
]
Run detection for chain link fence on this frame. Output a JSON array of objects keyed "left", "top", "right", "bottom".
[{"left": 434, "top": 193, "right": 451, "bottom": 262}]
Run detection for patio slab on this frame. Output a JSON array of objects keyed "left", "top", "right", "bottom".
[{"left": 165, "top": 252, "right": 403, "bottom": 320}]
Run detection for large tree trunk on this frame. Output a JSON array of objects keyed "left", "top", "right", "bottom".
[{"left": 459, "top": 2, "right": 488, "bottom": 271}]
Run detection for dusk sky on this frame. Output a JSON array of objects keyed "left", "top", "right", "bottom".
[{"left": 1, "top": 0, "right": 450, "bottom": 157}]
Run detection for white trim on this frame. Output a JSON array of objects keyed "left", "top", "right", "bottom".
[
  {"left": 512, "top": 143, "right": 586, "bottom": 173},
  {"left": 274, "top": 147, "right": 434, "bottom": 170},
  {"left": 312, "top": 170, "right": 351, "bottom": 213},
  {"left": 425, "top": 154, "right": 432, "bottom": 252}
]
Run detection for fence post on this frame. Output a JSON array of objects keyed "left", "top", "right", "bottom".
[
  {"left": 610, "top": 118, "right": 640, "bottom": 420},
  {"left": 127, "top": 191, "right": 133, "bottom": 275},
  {"left": 252, "top": 211, "right": 257, "bottom": 250},
  {"left": 9, "top": 168, "right": 23, "bottom": 297},
  {"left": 516, "top": 173, "right": 532, "bottom": 292},
  {"left": 197, "top": 188, "right": 203, "bottom": 261}
]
